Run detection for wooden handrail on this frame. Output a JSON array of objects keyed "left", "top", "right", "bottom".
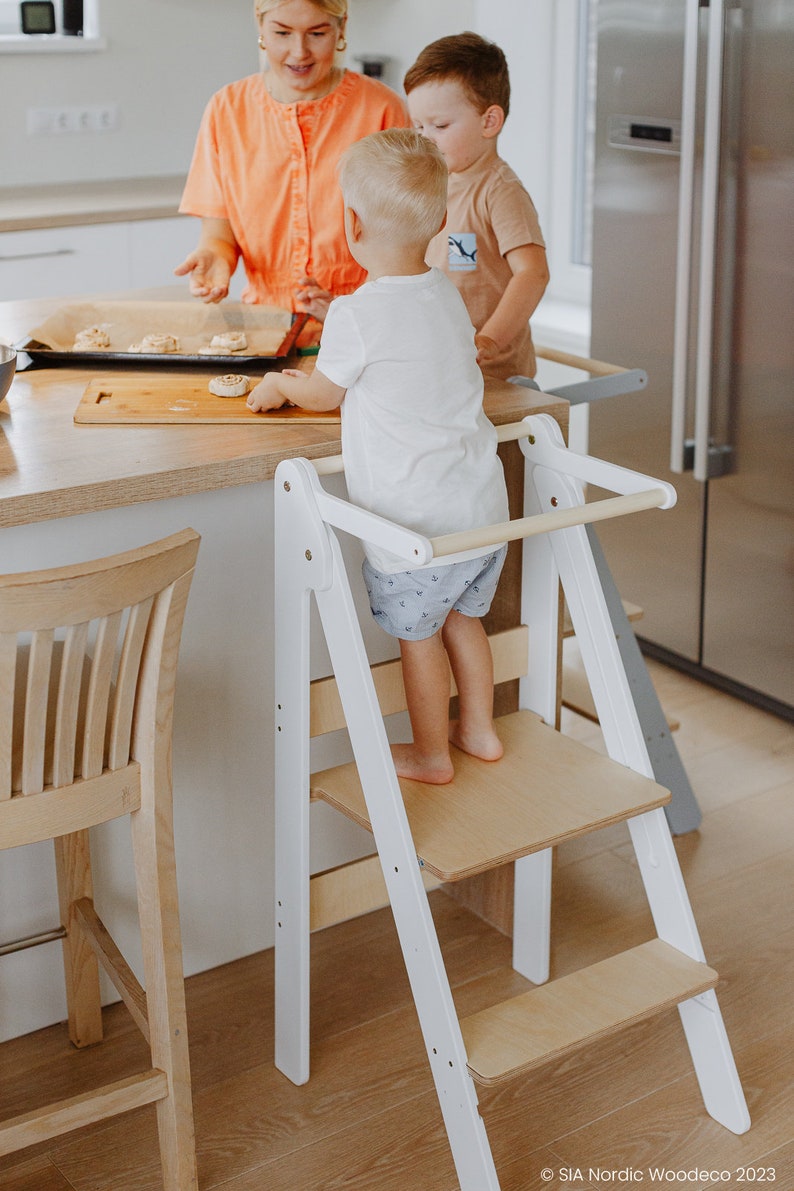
[
  {"left": 534, "top": 345, "right": 628, "bottom": 377},
  {"left": 429, "top": 489, "right": 669, "bottom": 558}
]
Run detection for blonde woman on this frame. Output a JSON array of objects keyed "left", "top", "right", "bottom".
[{"left": 175, "top": 0, "right": 407, "bottom": 310}]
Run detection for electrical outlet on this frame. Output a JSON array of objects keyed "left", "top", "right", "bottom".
[{"left": 26, "top": 104, "right": 119, "bottom": 135}]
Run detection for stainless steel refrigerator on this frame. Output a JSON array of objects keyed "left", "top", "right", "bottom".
[{"left": 589, "top": 0, "right": 794, "bottom": 719}]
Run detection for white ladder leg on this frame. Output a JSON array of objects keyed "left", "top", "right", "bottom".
[
  {"left": 273, "top": 465, "right": 331, "bottom": 1086},
  {"left": 628, "top": 810, "right": 751, "bottom": 1133},
  {"left": 315, "top": 538, "right": 501, "bottom": 1191},
  {"left": 527, "top": 438, "right": 750, "bottom": 1135},
  {"left": 513, "top": 470, "right": 560, "bottom": 984}
]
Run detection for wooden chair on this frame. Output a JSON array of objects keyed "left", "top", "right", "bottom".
[
  {"left": 0, "top": 528, "right": 200, "bottom": 1191},
  {"left": 272, "top": 416, "right": 749, "bottom": 1191}
]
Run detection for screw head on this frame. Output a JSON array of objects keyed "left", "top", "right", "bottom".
[{"left": 305, "top": 549, "right": 313, "bottom": 561}]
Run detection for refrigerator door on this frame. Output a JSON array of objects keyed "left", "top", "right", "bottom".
[
  {"left": 590, "top": 0, "right": 794, "bottom": 715},
  {"left": 590, "top": 0, "right": 704, "bottom": 662},
  {"left": 700, "top": 0, "right": 794, "bottom": 707}
]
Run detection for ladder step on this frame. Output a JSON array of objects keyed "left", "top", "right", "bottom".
[
  {"left": 461, "top": 940, "right": 717, "bottom": 1086},
  {"left": 312, "top": 710, "right": 670, "bottom": 882}
]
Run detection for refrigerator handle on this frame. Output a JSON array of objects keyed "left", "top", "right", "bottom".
[
  {"left": 693, "top": 0, "right": 726, "bottom": 482},
  {"left": 670, "top": 0, "right": 701, "bottom": 474}
]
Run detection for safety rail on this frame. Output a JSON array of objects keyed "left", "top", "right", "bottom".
[{"left": 307, "top": 415, "right": 675, "bottom": 567}]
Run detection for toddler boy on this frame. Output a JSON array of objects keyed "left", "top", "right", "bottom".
[
  {"left": 404, "top": 32, "right": 549, "bottom": 380},
  {"left": 247, "top": 129, "right": 509, "bottom": 784}
]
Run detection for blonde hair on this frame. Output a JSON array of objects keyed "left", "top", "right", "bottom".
[
  {"left": 338, "top": 129, "right": 448, "bottom": 247},
  {"left": 255, "top": 0, "right": 347, "bottom": 21}
]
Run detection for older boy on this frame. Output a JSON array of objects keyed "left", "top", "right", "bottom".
[
  {"left": 247, "top": 129, "right": 509, "bottom": 784},
  {"left": 404, "top": 32, "right": 549, "bottom": 380}
]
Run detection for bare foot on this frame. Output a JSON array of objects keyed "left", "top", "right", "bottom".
[
  {"left": 448, "top": 720, "right": 504, "bottom": 762},
  {"left": 391, "top": 743, "right": 454, "bottom": 785}
]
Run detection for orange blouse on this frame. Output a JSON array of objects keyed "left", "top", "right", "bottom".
[{"left": 180, "top": 70, "right": 408, "bottom": 309}]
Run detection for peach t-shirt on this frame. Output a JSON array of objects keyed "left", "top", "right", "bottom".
[
  {"left": 180, "top": 70, "right": 408, "bottom": 309},
  {"left": 426, "top": 155, "right": 546, "bottom": 380}
]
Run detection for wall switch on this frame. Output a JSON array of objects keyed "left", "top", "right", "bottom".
[{"left": 26, "top": 104, "right": 119, "bottom": 135}]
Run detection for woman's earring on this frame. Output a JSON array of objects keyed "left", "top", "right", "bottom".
[
  {"left": 336, "top": 35, "right": 347, "bottom": 51},
  {"left": 258, "top": 34, "right": 266, "bottom": 50}
]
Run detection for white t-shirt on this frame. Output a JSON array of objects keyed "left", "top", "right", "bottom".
[{"left": 316, "top": 267, "right": 509, "bottom": 573}]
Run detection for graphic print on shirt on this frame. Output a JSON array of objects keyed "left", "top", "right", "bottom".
[{"left": 447, "top": 233, "right": 477, "bottom": 271}]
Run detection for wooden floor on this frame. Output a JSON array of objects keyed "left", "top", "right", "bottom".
[{"left": 1, "top": 659, "right": 793, "bottom": 1191}]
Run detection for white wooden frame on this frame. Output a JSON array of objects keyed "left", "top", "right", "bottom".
[{"left": 273, "top": 415, "right": 749, "bottom": 1191}]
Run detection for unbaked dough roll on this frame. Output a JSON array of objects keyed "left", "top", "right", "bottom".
[
  {"left": 199, "top": 331, "right": 248, "bottom": 354},
  {"left": 74, "top": 325, "right": 111, "bottom": 350},
  {"left": 129, "top": 333, "right": 180, "bottom": 354},
  {"left": 208, "top": 374, "right": 251, "bottom": 397}
]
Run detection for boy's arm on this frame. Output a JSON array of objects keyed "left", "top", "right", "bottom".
[
  {"left": 246, "top": 367, "right": 345, "bottom": 413},
  {"left": 475, "top": 243, "right": 550, "bottom": 363}
]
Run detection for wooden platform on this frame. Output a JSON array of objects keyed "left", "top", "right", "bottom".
[
  {"left": 461, "top": 939, "right": 717, "bottom": 1085},
  {"left": 312, "top": 710, "right": 671, "bottom": 882}
]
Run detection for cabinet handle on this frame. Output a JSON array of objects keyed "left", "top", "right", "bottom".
[{"left": 0, "top": 248, "right": 76, "bottom": 263}]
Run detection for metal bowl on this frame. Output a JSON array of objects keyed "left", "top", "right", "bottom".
[{"left": 0, "top": 342, "right": 16, "bottom": 402}]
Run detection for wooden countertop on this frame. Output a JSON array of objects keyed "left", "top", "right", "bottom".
[
  {"left": 0, "top": 176, "right": 186, "bottom": 233},
  {"left": 0, "top": 292, "right": 568, "bottom": 529}
]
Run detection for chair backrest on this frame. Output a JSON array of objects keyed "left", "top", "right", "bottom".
[{"left": 0, "top": 529, "right": 200, "bottom": 849}]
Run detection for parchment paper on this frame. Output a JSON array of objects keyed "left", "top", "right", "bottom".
[{"left": 28, "top": 300, "right": 294, "bottom": 358}]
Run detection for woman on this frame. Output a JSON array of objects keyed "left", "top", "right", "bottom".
[{"left": 175, "top": 0, "right": 407, "bottom": 311}]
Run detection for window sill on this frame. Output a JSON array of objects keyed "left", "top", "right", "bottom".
[{"left": 0, "top": 33, "right": 106, "bottom": 52}]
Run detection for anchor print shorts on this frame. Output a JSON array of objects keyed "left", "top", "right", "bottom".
[{"left": 362, "top": 546, "right": 507, "bottom": 641}]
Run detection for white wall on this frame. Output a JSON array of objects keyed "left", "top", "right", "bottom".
[
  {"left": 0, "top": 0, "right": 259, "bottom": 186},
  {"left": 0, "top": 0, "right": 552, "bottom": 210}
]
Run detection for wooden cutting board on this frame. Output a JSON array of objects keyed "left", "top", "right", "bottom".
[{"left": 74, "top": 374, "right": 340, "bottom": 425}]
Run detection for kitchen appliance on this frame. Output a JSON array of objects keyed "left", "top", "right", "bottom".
[{"left": 589, "top": 0, "right": 793, "bottom": 719}]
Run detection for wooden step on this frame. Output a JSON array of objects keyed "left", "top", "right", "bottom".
[
  {"left": 461, "top": 939, "right": 717, "bottom": 1085},
  {"left": 311, "top": 710, "right": 670, "bottom": 882}
]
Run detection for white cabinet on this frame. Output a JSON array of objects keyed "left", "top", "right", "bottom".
[
  {"left": 128, "top": 217, "right": 245, "bottom": 299},
  {"left": 0, "top": 223, "right": 128, "bottom": 301},
  {"left": 127, "top": 216, "right": 199, "bottom": 290},
  {"left": 0, "top": 216, "right": 246, "bottom": 302}
]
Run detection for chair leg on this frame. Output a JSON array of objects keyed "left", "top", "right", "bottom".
[
  {"left": 54, "top": 830, "right": 103, "bottom": 1048},
  {"left": 130, "top": 791, "right": 198, "bottom": 1191}
]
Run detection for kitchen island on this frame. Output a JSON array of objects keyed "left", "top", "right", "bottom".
[{"left": 0, "top": 290, "right": 568, "bottom": 1043}]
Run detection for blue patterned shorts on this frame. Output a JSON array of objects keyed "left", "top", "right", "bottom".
[{"left": 363, "top": 547, "right": 507, "bottom": 641}]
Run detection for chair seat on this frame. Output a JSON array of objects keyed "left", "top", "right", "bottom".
[{"left": 312, "top": 710, "right": 671, "bottom": 882}]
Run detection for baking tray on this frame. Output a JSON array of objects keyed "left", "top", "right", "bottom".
[{"left": 15, "top": 300, "right": 308, "bottom": 370}]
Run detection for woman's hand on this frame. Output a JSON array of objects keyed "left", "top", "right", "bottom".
[
  {"left": 295, "top": 275, "right": 333, "bottom": 322},
  {"left": 174, "top": 217, "right": 240, "bottom": 303},
  {"left": 174, "top": 249, "right": 232, "bottom": 303}
]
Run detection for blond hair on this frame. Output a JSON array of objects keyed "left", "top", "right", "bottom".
[
  {"left": 255, "top": 0, "right": 347, "bottom": 21},
  {"left": 338, "top": 129, "right": 448, "bottom": 247}
]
